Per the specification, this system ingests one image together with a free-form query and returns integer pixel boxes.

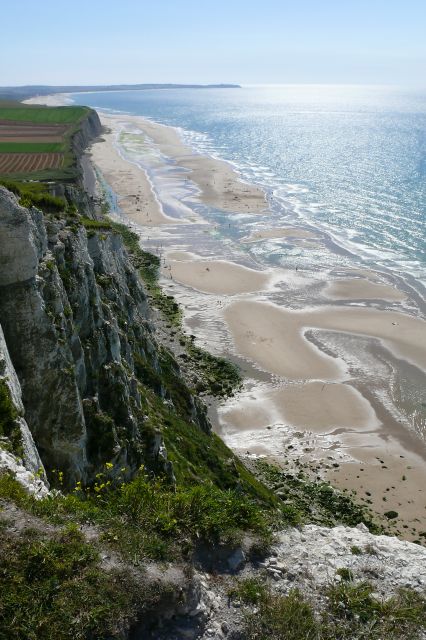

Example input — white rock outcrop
[270,524,426,595]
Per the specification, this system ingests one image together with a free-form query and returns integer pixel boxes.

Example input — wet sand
[224,300,426,379]
[242,227,318,242]
[165,256,273,295]
[219,382,380,434]
[220,298,426,536]
[324,278,407,301]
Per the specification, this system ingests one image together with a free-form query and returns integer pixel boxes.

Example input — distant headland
[0,83,241,101]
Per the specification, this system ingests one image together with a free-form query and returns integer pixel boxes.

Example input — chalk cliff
[0,186,208,487]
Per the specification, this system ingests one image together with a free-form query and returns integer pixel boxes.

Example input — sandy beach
[95,113,267,217]
[25,95,268,218]
[111,114,268,214]
[89,126,173,226]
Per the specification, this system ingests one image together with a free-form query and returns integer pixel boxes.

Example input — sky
[1,0,426,86]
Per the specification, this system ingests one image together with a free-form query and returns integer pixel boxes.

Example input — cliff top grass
[0,103,90,124]
[0,179,68,212]
[0,468,273,563]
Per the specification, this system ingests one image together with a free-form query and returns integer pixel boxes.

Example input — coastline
[25,93,426,541]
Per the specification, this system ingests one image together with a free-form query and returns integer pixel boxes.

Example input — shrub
[384,510,399,519]
[0,179,67,212]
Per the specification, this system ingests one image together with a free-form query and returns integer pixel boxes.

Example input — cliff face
[72,109,102,157]
[0,187,207,487]
[0,323,48,496]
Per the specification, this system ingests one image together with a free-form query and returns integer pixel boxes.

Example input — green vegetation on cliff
[230,577,426,640]
[0,470,271,562]
[0,104,90,124]
[0,379,22,456]
[0,179,67,212]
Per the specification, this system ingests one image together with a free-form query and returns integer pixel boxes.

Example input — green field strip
[0,105,90,124]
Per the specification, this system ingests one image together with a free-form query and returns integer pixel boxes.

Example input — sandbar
[220,382,379,434]
[324,278,406,302]
[165,258,272,295]
[224,300,426,379]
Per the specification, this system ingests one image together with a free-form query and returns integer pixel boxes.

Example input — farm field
[0,152,64,174]
[0,102,91,180]
[0,142,64,152]
[0,105,90,124]
[0,120,68,143]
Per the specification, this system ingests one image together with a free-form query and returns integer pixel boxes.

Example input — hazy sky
[2,0,426,86]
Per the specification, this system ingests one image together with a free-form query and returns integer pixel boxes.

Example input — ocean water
[71,85,426,288]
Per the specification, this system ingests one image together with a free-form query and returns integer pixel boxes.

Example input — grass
[140,382,278,509]
[0,142,64,153]
[325,581,426,639]
[230,577,426,640]
[230,579,321,640]
[0,522,164,640]
[0,105,90,124]
[0,179,67,212]
[80,216,113,231]
[0,470,270,562]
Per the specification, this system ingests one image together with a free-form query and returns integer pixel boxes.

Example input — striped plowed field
[0,120,69,135]
[0,120,70,143]
[0,152,64,174]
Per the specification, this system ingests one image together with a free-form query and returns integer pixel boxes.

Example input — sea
[71,84,426,293]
